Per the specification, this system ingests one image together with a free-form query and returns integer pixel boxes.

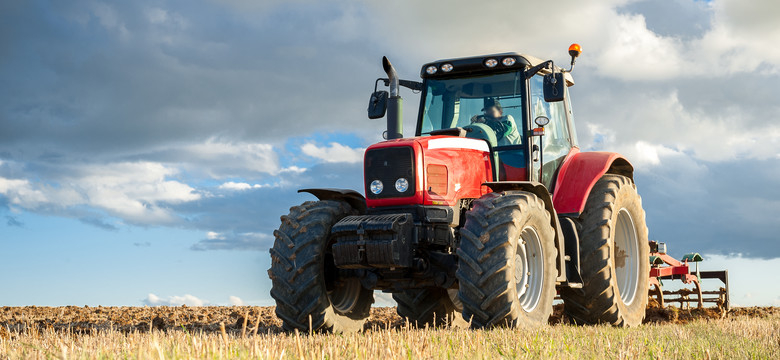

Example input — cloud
[79,216,119,231]
[0,0,777,284]
[228,295,244,306]
[578,86,780,165]
[0,162,200,225]
[176,139,280,178]
[169,161,363,251]
[301,142,364,163]
[218,181,263,191]
[190,231,271,251]
[596,13,691,80]
[637,157,780,258]
[5,215,23,227]
[143,293,207,306]
[695,0,780,74]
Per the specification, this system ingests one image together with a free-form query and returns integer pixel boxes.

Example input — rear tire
[561,175,649,327]
[456,191,557,328]
[269,200,374,332]
[393,288,462,327]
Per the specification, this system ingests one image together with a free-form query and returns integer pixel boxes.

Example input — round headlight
[484,58,498,68]
[502,57,516,66]
[440,63,453,72]
[395,178,409,193]
[370,180,383,194]
[425,65,438,75]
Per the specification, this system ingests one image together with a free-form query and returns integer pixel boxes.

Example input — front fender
[552,150,633,216]
[298,188,367,214]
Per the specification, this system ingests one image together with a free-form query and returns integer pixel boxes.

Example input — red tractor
[269,45,653,331]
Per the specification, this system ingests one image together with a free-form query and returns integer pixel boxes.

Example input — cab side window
[530,75,573,187]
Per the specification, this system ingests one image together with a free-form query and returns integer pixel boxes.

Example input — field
[1,305,778,359]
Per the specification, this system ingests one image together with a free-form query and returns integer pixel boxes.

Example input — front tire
[268,200,374,332]
[561,175,649,326]
[393,287,462,327]
[456,191,557,328]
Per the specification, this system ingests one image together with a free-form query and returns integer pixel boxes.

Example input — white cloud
[0,178,49,208]
[206,231,224,240]
[218,181,264,191]
[279,166,307,174]
[228,295,245,306]
[0,162,200,225]
[192,231,270,251]
[143,293,207,306]
[597,13,690,80]
[582,90,780,165]
[301,142,364,163]
[181,138,280,177]
[693,0,780,74]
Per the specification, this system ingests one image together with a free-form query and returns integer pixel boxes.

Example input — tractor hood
[363,136,494,208]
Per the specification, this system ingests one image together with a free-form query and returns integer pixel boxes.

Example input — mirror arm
[377,78,423,92]
[524,60,554,78]
[399,79,424,92]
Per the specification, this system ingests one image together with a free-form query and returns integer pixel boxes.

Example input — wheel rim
[328,277,362,313]
[515,226,544,312]
[614,208,640,306]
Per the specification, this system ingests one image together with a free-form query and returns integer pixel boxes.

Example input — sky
[1,0,779,307]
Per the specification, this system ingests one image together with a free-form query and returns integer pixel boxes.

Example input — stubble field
[1,305,778,359]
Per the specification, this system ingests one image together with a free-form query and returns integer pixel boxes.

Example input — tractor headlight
[484,58,498,68]
[394,178,409,193]
[502,57,516,66]
[440,63,453,72]
[370,180,383,194]
[425,65,438,75]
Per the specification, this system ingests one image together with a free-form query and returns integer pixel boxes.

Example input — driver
[470,98,521,145]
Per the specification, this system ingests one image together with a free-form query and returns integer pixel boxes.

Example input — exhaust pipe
[382,56,403,140]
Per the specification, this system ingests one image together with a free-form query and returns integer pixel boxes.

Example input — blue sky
[1,0,779,307]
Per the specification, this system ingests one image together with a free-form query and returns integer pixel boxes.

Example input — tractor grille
[364,146,415,199]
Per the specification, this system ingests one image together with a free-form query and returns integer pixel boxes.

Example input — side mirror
[543,73,565,102]
[367,90,388,119]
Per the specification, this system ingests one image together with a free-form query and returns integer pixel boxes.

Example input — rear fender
[298,188,367,214]
[483,181,566,283]
[552,151,633,217]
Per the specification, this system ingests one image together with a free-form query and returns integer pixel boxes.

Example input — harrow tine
[699,270,730,310]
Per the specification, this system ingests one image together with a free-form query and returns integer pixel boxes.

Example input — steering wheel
[463,123,498,148]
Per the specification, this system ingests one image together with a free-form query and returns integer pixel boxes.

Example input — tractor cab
[414,53,578,188]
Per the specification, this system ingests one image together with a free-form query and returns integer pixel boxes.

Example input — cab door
[529,75,575,189]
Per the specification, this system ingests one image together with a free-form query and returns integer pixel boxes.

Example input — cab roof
[420,52,574,86]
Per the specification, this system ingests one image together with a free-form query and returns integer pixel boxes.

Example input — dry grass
[1,307,778,359]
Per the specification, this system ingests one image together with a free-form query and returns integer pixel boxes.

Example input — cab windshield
[418,71,525,145]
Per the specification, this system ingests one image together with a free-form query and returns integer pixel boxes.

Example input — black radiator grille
[364,146,415,199]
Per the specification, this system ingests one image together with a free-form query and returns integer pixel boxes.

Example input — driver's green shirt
[471,114,521,146]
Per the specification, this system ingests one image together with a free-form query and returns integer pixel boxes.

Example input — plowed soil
[2,305,776,337]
